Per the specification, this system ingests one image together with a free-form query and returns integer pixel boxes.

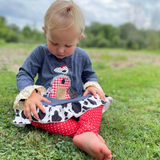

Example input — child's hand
[24,90,51,121]
[83,86,105,101]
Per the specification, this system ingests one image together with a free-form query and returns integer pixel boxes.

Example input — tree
[119,23,137,40]
[22,25,32,38]
[0,16,7,26]
[0,16,19,42]
[147,31,160,50]
[0,16,7,39]
[8,24,20,34]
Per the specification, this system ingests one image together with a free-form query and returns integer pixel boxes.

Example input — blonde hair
[44,0,85,37]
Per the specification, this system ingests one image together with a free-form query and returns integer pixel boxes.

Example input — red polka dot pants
[31,105,103,137]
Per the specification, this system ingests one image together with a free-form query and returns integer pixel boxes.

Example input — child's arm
[14,46,51,120]
[16,46,43,92]
[81,50,105,100]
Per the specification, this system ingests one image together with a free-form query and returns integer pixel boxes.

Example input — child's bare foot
[73,132,112,160]
[98,134,105,144]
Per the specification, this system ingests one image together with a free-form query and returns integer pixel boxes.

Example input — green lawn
[0,45,160,159]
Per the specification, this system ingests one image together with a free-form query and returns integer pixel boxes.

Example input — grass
[96,64,160,159]
[85,47,160,55]
[0,44,160,159]
[0,42,39,50]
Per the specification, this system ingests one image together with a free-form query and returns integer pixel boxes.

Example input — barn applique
[44,65,79,99]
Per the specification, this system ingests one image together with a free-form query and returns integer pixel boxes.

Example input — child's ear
[78,34,84,41]
[42,26,47,35]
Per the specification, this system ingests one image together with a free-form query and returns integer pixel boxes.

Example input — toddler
[13,0,113,159]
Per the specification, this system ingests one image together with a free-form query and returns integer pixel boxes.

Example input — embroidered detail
[45,64,80,100]
[56,86,66,100]
[50,75,71,99]
[67,88,79,99]
[44,87,52,97]
[54,65,68,75]
[50,65,71,100]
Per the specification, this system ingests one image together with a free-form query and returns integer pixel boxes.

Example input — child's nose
[58,46,64,54]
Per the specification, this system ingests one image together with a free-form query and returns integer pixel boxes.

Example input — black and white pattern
[54,65,68,75]
[13,95,113,127]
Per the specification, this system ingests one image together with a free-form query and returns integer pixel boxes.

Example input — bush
[112,35,121,47]
[5,30,19,42]
[97,38,110,48]
[0,39,6,45]
[147,32,160,50]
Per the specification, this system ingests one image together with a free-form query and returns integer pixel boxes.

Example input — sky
[0,0,160,31]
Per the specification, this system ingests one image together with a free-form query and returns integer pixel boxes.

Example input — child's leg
[31,118,79,137]
[73,105,112,160]
[75,105,103,136]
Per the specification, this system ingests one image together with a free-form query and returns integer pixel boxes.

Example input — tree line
[0,16,160,50]
[0,16,46,44]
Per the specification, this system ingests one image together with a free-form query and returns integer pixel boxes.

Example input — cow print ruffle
[13,95,113,127]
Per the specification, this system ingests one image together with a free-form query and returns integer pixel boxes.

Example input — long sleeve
[78,48,104,92]
[81,50,97,84]
[16,46,44,92]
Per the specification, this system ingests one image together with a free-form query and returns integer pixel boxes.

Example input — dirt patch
[1,48,160,72]
[0,48,32,73]
[107,52,160,69]
[110,62,135,69]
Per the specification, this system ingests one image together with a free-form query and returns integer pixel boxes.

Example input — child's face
[43,26,83,59]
